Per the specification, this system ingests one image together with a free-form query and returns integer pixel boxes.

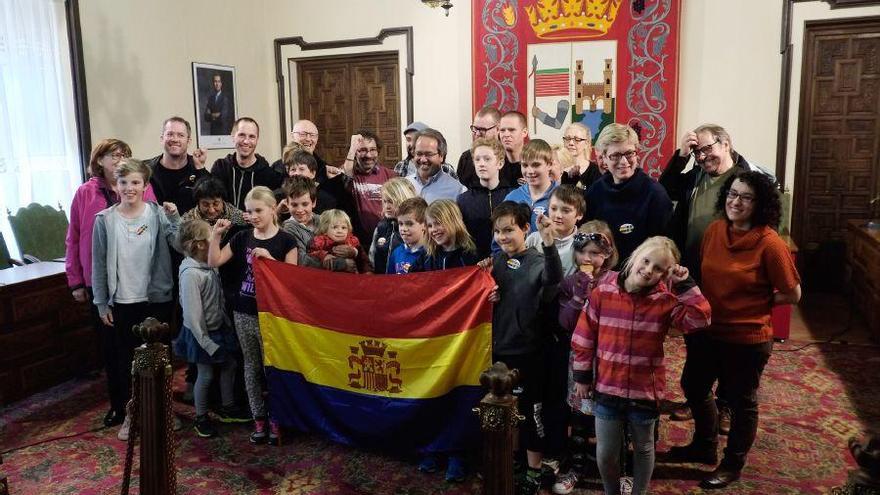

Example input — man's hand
[679,131,698,157]
[193,148,208,168]
[331,244,357,258]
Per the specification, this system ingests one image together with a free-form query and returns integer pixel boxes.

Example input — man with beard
[393,121,457,180]
[497,110,527,187]
[210,117,282,210]
[342,130,396,245]
[407,128,466,204]
[147,117,209,215]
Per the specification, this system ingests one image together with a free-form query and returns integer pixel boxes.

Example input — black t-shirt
[228,228,298,315]
[150,157,207,214]
[500,157,523,188]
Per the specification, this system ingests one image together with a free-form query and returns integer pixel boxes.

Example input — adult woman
[65,139,156,427]
[671,171,801,489]
[560,122,602,190]
[584,123,672,264]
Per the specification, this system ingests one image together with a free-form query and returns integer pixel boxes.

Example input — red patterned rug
[2,338,878,494]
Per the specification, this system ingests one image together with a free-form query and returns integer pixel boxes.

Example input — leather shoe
[664,443,718,465]
[699,466,741,489]
[103,408,125,427]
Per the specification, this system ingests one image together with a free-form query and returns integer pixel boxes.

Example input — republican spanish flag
[255,259,494,453]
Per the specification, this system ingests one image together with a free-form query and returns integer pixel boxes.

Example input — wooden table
[0,262,97,404]
[847,220,880,340]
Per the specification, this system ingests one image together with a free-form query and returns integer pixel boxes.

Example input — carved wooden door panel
[793,18,880,287]
[297,52,401,168]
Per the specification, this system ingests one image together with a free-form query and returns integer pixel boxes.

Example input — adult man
[210,117,282,210]
[456,106,502,189]
[393,121,428,176]
[272,119,339,182]
[407,128,467,204]
[146,117,208,215]
[204,74,232,135]
[343,130,396,245]
[497,110,527,187]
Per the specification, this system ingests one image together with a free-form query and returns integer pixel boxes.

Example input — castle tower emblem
[574,58,613,114]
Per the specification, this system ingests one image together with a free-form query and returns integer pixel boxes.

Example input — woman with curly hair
[668,170,801,489]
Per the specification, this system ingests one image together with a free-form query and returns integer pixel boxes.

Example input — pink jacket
[64,177,156,290]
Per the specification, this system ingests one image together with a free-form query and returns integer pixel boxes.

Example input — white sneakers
[117,414,132,441]
[552,470,579,494]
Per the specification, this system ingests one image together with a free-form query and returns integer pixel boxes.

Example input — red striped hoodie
[571,272,711,403]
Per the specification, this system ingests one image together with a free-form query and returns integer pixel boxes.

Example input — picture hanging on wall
[472,0,681,177]
[192,62,237,149]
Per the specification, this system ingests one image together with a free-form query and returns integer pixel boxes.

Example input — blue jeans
[594,400,658,495]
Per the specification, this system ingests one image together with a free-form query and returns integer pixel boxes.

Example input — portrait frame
[191,62,237,149]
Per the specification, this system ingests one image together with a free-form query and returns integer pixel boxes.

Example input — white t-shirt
[113,207,154,304]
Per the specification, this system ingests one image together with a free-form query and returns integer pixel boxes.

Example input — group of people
[64,107,801,494]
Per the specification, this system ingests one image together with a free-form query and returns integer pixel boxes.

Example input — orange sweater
[700,220,800,344]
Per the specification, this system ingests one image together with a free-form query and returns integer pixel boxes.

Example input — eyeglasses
[292,131,318,139]
[470,124,497,135]
[105,152,127,160]
[357,147,379,154]
[726,189,755,204]
[605,150,637,163]
[414,151,439,159]
[573,232,611,251]
[693,139,719,157]
[562,136,588,144]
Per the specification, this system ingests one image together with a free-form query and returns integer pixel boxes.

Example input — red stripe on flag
[535,73,569,96]
[254,259,495,339]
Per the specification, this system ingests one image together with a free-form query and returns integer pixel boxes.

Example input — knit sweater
[700,219,800,344]
[571,272,711,403]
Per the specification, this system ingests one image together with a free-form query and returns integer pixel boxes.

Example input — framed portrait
[191,62,237,149]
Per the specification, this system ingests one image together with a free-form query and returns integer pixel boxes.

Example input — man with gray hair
[407,128,467,203]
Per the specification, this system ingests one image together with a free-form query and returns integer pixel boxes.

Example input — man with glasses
[456,106,501,189]
[407,128,467,203]
[272,119,340,182]
[342,130,395,245]
[147,116,208,215]
[584,123,671,264]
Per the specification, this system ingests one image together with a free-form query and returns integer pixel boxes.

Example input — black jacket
[369,217,401,274]
[457,183,515,259]
[412,247,479,272]
[146,154,208,215]
[211,154,282,210]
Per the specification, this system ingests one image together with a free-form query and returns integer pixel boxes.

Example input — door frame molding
[791,14,880,248]
[273,27,414,154]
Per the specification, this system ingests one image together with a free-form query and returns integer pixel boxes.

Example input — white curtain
[0,0,81,259]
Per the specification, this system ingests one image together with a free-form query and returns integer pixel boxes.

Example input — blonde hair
[114,157,151,183]
[244,186,278,226]
[471,137,505,163]
[381,177,417,207]
[621,236,680,282]
[179,219,211,258]
[563,122,593,161]
[577,220,619,272]
[424,199,475,257]
[315,209,352,236]
[552,144,575,170]
[594,123,639,155]
[522,138,552,165]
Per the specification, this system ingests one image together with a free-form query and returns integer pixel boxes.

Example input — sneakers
[193,415,217,438]
[216,406,252,424]
[268,419,281,446]
[418,455,439,473]
[445,455,466,483]
[719,407,731,436]
[117,414,132,441]
[250,418,268,444]
[619,476,634,495]
[552,470,579,494]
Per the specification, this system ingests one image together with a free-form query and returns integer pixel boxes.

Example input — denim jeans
[594,400,658,495]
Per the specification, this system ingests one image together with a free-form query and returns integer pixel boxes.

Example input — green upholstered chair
[0,232,12,269]
[6,203,69,262]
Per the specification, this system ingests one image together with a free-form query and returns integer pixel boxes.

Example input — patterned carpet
[2,337,879,494]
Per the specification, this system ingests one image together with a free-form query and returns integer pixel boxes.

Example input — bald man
[272,119,335,183]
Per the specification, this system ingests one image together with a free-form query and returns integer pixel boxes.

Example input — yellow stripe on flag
[259,312,491,400]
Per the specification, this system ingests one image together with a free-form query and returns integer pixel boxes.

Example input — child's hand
[487,285,500,303]
[574,382,592,400]
[537,213,554,246]
[343,258,357,273]
[276,198,289,215]
[331,245,357,258]
[477,257,493,270]
[162,202,178,216]
[252,247,272,260]
[212,219,231,238]
[322,254,337,270]
[668,264,689,285]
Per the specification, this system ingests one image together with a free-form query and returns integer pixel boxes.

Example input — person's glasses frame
[604,150,638,163]
[470,124,497,135]
[726,189,755,205]
[692,138,720,158]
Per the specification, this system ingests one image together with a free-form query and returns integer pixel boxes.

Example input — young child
[174,219,248,438]
[208,186,298,446]
[524,185,584,276]
[488,200,563,494]
[552,220,619,494]
[308,209,371,273]
[504,138,558,232]
[91,158,181,442]
[370,178,417,273]
[412,199,479,271]
[571,236,711,495]
[386,197,428,274]
[457,137,515,259]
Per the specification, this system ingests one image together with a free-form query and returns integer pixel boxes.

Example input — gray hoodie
[179,257,231,355]
[91,202,180,317]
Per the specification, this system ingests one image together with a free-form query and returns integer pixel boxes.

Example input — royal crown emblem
[347,339,403,394]
[524,0,622,39]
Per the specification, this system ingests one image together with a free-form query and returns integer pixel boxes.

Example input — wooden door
[793,17,880,289]
[297,52,401,168]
